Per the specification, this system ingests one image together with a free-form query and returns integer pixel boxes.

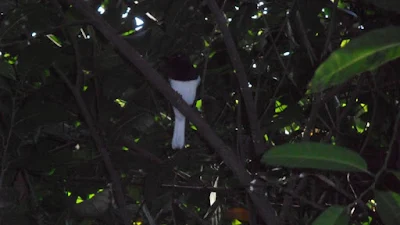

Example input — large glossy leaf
[312,206,349,225]
[261,142,368,172]
[363,0,400,13]
[310,26,400,93]
[374,190,400,225]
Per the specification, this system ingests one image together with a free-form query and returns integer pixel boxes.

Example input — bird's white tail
[169,76,200,149]
[172,116,186,149]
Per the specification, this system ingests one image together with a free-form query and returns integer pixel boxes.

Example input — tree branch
[205,1,276,222]
[206,0,266,157]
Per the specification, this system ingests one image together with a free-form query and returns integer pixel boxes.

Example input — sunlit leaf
[366,199,377,212]
[46,34,62,47]
[353,117,367,133]
[196,99,202,110]
[359,103,368,114]
[231,219,242,225]
[340,39,350,48]
[114,98,126,107]
[310,26,400,93]
[262,142,369,172]
[88,193,95,199]
[275,100,287,113]
[190,124,197,130]
[361,216,373,225]
[264,134,269,141]
[209,51,216,58]
[121,29,134,36]
[76,196,83,204]
[204,39,210,47]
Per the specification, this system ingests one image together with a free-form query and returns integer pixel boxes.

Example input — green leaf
[121,29,134,36]
[232,219,242,225]
[275,100,287,113]
[312,206,349,225]
[374,190,400,225]
[46,34,63,47]
[0,60,15,80]
[195,99,202,110]
[261,142,368,172]
[310,26,400,93]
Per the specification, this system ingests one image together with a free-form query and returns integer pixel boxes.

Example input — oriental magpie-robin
[164,53,200,149]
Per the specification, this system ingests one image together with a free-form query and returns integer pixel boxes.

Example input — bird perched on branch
[163,53,200,149]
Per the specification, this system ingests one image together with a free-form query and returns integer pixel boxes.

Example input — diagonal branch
[64,0,277,224]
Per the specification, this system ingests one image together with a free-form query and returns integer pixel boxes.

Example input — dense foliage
[0,0,400,225]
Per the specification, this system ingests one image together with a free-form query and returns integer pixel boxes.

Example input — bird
[164,53,200,149]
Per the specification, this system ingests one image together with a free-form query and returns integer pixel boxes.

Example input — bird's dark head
[162,53,198,81]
